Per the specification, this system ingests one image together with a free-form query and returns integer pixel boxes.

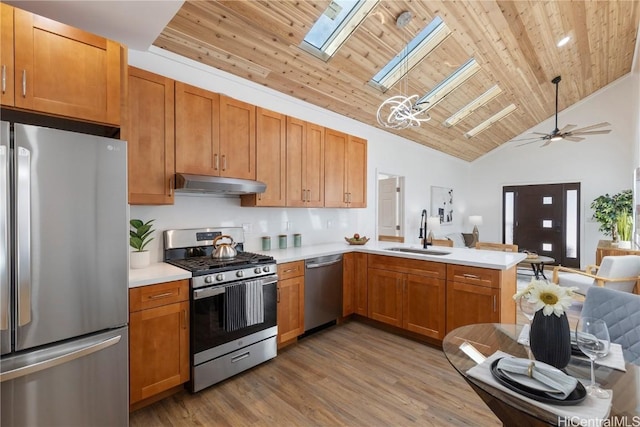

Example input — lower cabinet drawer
[192,336,277,392]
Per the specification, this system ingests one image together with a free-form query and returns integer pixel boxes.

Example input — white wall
[468,74,637,266]
[129,48,468,262]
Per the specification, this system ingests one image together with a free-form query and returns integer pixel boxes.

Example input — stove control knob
[262,266,270,273]
[204,276,213,284]
[254,267,262,274]
[215,273,224,282]
[236,270,244,278]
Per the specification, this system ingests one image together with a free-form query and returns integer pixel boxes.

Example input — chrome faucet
[419,209,430,248]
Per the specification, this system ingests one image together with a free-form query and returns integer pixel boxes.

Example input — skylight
[370,16,450,92]
[301,0,379,61]
[416,58,480,110]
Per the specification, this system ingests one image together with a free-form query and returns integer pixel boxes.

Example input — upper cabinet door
[305,123,325,207]
[286,117,306,207]
[346,135,367,208]
[0,4,15,107]
[125,67,175,205]
[175,81,220,176]
[324,128,348,208]
[219,95,256,180]
[12,9,122,125]
[241,107,286,206]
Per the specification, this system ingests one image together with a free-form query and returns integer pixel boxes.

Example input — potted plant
[617,212,633,248]
[590,189,632,244]
[130,219,155,269]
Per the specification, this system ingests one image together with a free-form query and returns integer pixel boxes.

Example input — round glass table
[443,323,639,426]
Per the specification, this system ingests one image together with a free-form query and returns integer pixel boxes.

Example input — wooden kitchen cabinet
[367,255,446,340]
[129,280,190,410]
[286,117,325,207]
[124,67,175,205]
[241,108,286,206]
[277,261,305,347]
[445,264,516,333]
[342,251,368,316]
[175,81,220,176]
[324,129,367,208]
[175,84,256,180]
[3,6,122,125]
[219,95,256,180]
[1,3,14,107]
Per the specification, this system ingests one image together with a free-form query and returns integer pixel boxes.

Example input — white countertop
[128,241,526,288]
[129,262,191,288]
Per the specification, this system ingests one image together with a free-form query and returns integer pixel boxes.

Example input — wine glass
[575,317,611,398]
[518,296,537,322]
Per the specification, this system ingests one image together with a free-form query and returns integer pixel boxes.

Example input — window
[416,58,480,110]
[370,16,450,92]
[301,0,379,61]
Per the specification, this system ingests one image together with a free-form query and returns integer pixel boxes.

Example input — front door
[503,183,580,268]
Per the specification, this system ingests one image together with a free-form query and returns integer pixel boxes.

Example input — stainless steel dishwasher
[304,254,343,331]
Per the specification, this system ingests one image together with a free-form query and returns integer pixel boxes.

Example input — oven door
[191,275,277,364]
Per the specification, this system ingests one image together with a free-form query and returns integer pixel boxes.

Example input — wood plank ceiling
[155,1,640,162]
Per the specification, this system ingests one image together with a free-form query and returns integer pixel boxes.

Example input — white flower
[514,279,577,317]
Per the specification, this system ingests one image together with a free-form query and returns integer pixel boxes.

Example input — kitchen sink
[385,247,451,256]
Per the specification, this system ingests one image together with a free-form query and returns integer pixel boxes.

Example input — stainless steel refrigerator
[0,122,129,426]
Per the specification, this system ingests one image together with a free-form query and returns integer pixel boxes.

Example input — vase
[528,310,571,369]
[130,251,151,269]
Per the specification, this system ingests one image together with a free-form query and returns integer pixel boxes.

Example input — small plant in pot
[130,219,155,269]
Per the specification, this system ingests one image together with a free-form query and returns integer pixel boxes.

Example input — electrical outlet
[242,223,252,233]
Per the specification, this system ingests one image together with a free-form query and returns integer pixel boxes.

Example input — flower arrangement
[513,279,577,317]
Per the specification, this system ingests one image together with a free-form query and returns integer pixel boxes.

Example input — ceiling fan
[512,76,611,147]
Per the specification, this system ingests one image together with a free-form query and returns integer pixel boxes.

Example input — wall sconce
[427,216,441,243]
[469,215,483,245]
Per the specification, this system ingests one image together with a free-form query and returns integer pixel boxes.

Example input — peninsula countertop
[129,241,526,288]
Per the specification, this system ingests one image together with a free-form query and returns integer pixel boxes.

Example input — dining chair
[475,242,519,252]
[431,238,454,247]
[553,255,640,295]
[581,286,640,365]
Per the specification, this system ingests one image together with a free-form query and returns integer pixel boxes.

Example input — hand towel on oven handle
[224,280,264,332]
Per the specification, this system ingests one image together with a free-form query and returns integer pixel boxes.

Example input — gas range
[164,227,276,288]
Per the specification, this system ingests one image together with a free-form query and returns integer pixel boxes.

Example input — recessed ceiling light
[557,36,570,47]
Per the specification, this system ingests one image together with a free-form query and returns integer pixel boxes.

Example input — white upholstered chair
[553,255,640,295]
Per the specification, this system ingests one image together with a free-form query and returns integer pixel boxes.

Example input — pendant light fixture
[376,11,431,129]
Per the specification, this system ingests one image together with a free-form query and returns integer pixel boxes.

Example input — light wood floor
[130,321,502,426]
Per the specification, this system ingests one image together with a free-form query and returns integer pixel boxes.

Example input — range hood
[174,174,266,195]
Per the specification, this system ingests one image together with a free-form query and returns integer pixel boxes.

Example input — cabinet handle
[283,268,296,273]
[307,189,311,201]
[277,287,281,303]
[21,70,26,97]
[1,65,5,94]
[182,309,187,329]
[147,292,174,300]
[462,273,481,279]
[301,189,306,202]
[214,154,219,171]
[493,295,497,312]
[169,176,174,197]
[222,155,227,171]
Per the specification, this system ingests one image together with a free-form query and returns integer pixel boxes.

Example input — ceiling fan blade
[510,136,544,142]
[562,136,584,142]
[531,132,550,136]
[569,129,612,136]
[541,140,553,147]
[558,124,577,133]
[515,140,544,147]
[569,122,611,133]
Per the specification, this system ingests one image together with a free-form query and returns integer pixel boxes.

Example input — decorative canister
[294,234,302,247]
[278,235,287,249]
[261,236,271,251]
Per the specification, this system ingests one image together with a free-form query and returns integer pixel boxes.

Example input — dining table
[443,323,639,426]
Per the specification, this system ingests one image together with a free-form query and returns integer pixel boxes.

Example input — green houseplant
[590,189,632,243]
[130,219,155,269]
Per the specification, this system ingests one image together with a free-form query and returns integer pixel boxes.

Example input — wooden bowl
[345,236,370,245]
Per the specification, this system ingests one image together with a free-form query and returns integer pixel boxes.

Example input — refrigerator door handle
[0,143,7,331]
[0,335,121,382]
[16,146,31,327]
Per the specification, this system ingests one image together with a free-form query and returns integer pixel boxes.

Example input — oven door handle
[193,286,226,300]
